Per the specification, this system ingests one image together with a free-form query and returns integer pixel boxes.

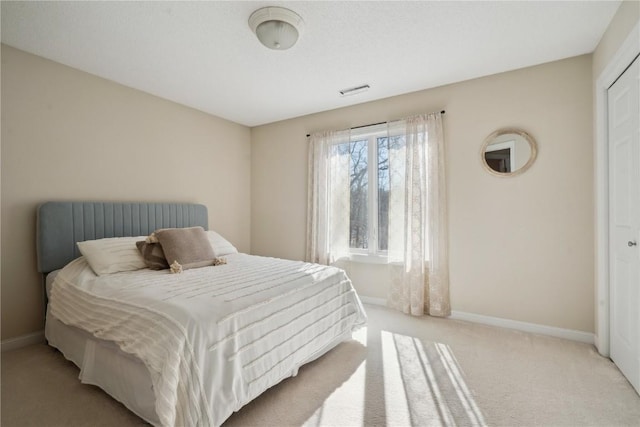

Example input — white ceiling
[1,1,620,127]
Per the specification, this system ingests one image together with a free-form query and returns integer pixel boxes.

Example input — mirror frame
[480,128,538,177]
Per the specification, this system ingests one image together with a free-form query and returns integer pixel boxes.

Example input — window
[307,112,449,316]
[335,125,403,258]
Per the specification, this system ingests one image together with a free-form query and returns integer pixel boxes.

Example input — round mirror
[481,128,537,177]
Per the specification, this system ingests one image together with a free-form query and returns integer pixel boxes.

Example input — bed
[37,201,366,426]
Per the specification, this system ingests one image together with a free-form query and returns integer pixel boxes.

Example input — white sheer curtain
[306,113,449,317]
[387,112,450,317]
[306,130,351,264]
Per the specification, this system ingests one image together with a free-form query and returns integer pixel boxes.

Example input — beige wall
[251,55,594,333]
[1,41,603,341]
[592,0,640,79]
[1,45,251,340]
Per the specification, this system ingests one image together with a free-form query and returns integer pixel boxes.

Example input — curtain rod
[306,110,445,138]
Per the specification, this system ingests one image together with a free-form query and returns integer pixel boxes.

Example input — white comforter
[49,253,366,427]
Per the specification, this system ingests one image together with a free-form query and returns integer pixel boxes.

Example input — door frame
[594,21,640,356]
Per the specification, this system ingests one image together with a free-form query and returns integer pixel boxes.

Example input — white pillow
[206,231,238,256]
[77,236,148,276]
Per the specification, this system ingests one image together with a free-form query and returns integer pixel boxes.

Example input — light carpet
[2,304,639,426]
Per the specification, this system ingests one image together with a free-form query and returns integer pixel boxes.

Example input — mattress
[47,253,366,426]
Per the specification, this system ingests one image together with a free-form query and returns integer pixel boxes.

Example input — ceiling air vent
[339,84,370,97]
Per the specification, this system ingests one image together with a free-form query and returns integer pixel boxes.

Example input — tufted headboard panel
[36,201,208,273]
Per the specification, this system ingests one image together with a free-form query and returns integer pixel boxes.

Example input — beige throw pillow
[155,226,215,270]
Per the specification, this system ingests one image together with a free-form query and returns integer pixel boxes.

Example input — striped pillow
[136,241,170,270]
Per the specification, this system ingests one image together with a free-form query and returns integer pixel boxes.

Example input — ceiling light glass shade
[255,20,298,50]
[249,7,304,50]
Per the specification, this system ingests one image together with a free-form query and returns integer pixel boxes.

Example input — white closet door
[608,54,640,394]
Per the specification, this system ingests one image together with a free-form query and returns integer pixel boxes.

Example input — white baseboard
[1,330,45,352]
[450,311,594,344]
[359,296,594,344]
[359,296,386,306]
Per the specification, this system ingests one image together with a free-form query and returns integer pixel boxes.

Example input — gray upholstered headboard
[37,202,208,273]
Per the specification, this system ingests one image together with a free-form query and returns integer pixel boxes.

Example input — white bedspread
[49,253,366,427]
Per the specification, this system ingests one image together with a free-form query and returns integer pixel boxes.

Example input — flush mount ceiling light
[248,7,304,50]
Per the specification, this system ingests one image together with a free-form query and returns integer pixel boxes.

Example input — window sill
[347,254,396,265]
[340,254,427,267]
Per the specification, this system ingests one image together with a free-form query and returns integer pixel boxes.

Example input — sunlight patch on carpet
[381,330,412,425]
[303,326,487,426]
[303,360,367,426]
[303,329,368,426]
[390,332,487,426]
